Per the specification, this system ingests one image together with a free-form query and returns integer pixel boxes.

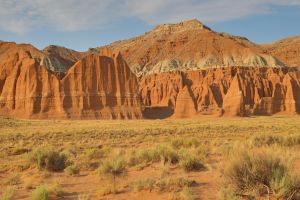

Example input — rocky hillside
[99,19,286,76]
[262,36,300,69]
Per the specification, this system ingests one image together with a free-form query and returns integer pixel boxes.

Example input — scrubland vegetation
[0,116,299,199]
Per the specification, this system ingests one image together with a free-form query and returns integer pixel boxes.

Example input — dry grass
[0,116,299,199]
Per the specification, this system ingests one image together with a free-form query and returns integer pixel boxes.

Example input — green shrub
[64,164,80,175]
[128,145,179,167]
[84,147,110,160]
[157,177,196,192]
[32,185,49,200]
[170,138,200,149]
[222,149,300,199]
[97,184,118,196]
[179,155,205,172]
[251,134,300,147]
[101,157,126,185]
[133,178,156,191]
[219,187,240,200]
[1,187,16,200]
[28,148,68,172]
[157,145,179,165]
[128,149,160,166]
[49,181,64,197]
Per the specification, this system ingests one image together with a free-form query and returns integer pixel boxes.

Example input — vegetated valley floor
[0,116,299,200]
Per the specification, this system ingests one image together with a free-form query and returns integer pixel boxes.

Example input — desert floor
[0,116,299,200]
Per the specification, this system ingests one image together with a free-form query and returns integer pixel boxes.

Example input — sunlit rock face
[0,44,142,119]
[140,67,300,117]
[100,19,286,77]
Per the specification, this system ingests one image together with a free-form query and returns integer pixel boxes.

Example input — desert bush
[100,157,126,185]
[251,134,300,147]
[195,144,210,158]
[169,187,195,200]
[1,187,16,200]
[170,137,200,149]
[179,154,205,172]
[133,178,156,191]
[5,174,21,186]
[97,184,118,196]
[157,177,196,192]
[32,185,49,200]
[222,149,300,199]
[64,164,80,175]
[28,148,68,172]
[128,149,160,167]
[84,147,110,160]
[49,181,64,197]
[157,145,179,165]
[219,187,241,200]
[128,145,179,167]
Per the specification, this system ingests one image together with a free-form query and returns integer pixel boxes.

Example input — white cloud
[0,0,299,34]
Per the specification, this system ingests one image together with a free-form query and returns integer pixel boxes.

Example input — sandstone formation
[99,19,285,76]
[0,43,142,119]
[140,67,300,117]
[0,19,300,119]
[173,86,197,118]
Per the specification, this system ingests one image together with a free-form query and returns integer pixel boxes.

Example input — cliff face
[140,67,300,117]
[0,45,142,119]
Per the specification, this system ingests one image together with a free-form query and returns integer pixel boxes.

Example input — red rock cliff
[139,67,300,117]
[0,46,142,119]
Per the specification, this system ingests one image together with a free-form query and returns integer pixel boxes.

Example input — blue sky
[0,0,299,51]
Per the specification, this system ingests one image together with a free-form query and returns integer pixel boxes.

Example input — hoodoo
[140,67,300,118]
[222,74,246,117]
[173,86,197,118]
[0,43,142,119]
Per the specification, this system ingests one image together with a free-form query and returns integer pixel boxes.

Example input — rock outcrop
[222,75,245,116]
[0,44,142,119]
[140,67,300,117]
[173,86,197,118]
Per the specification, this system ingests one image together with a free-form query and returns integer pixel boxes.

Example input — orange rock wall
[0,50,142,119]
[139,67,300,116]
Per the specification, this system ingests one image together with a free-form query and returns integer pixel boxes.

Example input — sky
[0,0,299,51]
